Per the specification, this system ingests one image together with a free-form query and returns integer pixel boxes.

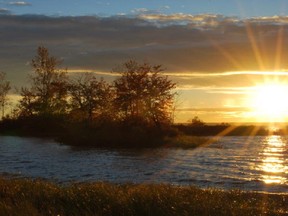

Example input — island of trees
[0,46,181,147]
[0,47,283,147]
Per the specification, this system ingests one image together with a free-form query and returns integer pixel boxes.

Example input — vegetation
[190,116,206,127]
[0,46,182,147]
[18,46,68,117]
[68,73,113,124]
[0,177,287,216]
[0,72,11,119]
[113,60,176,128]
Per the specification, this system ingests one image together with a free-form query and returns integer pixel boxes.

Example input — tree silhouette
[190,116,206,126]
[69,73,113,124]
[0,72,11,119]
[19,46,68,116]
[114,60,176,127]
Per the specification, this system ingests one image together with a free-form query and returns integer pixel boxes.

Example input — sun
[249,82,288,122]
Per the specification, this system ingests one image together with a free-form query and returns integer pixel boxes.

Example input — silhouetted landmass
[0,115,180,148]
[175,124,273,136]
[1,116,285,149]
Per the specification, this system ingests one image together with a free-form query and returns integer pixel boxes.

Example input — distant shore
[0,177,287,215]
[1,117,287,148]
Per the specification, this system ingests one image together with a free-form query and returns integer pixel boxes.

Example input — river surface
[0,135,288,193]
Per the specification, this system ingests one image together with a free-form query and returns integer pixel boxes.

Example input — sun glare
[249,82,288,122]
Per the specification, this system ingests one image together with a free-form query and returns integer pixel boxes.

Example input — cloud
[131,8,149,14]
[165,71,288,78]
[0,8,10,14]
[162,6,170,10]
[2,13,288,123]
[138,13,239,27]
[137,13,288,28]
[8,1,31,6]
[67,69,120,77]
[131,8,160,15]
[176,107,251,112]
[1,14,288,89]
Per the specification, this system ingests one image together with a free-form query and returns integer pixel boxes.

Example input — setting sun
[249,82,288,121]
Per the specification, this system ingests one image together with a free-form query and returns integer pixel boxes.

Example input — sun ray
[208,38,244,71]
[274,26,284,70]
[244,21,265,70]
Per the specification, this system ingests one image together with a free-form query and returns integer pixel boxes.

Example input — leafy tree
[18,46,68,116]
[113,60,176,127]
[0,72,11,119]
[68,73,114,124]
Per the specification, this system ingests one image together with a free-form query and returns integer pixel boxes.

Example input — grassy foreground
[0,178,287,216]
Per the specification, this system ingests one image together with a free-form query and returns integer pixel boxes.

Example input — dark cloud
[1,14,288,88]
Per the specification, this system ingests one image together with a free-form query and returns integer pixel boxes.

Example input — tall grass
[0,177,287,215]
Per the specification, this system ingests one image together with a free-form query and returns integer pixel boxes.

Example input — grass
[0,177,287,216]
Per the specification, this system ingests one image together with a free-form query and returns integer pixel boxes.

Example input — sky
[1,0,288,17]
[1,1,288,123]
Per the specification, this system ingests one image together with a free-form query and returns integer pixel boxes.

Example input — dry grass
[0,177,287,215]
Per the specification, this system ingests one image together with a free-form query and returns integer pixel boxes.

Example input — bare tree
[113,60,176,127]
[0,72,11,119]
[19,46,68,116]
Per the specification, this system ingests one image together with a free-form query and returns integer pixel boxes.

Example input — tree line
[0,46,177,144]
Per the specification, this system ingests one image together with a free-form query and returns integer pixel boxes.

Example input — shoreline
[1,117,288,149]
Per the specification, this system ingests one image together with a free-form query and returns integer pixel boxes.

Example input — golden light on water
[259,136,287,184]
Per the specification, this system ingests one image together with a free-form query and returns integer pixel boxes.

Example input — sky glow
[1,1,288,122]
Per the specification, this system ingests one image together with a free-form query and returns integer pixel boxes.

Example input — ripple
[0,135,288,193]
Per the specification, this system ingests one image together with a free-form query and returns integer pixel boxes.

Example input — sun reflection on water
[259,136,287,184]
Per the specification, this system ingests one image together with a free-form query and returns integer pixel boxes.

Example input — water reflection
[259,136,287,184]
[1,136,288,193]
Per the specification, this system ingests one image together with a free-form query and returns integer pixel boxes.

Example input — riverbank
[0,177,287,216]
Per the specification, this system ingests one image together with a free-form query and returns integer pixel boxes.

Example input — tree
[0,72,11,119]
[113,60,176,127]
[190,116,206,126]
[18,46,68,116]
[68,73,114,124]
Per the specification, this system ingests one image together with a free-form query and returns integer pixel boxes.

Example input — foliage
[114,60,176,128]
[18,46,68,116]
[2,47,180,147]
[0,72,11,119]
[0,177,287,216]
[68,73,114,124]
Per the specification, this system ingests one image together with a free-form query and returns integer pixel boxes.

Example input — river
[0,135,287,193]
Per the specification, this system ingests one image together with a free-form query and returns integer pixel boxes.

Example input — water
[0,135,288,193]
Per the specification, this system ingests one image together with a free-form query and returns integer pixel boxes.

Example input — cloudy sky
[1,1,288,123]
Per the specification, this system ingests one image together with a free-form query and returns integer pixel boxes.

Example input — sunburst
[248,82,288,122]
